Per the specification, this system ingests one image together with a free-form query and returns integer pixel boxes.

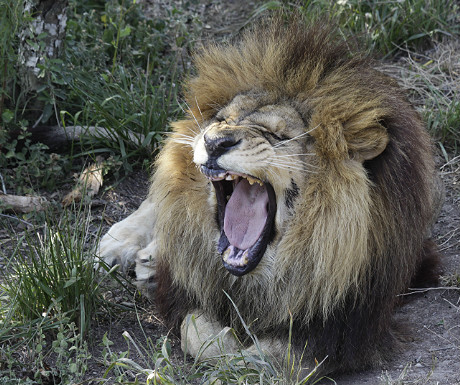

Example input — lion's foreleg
[98,197,157,272]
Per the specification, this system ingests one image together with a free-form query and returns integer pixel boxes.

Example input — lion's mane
[150,18,440,373]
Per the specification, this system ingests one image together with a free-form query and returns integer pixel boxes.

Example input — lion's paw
[98,232,140,273]
[133,240,158,295]
[98,198,158,273]
[181,311,240,361]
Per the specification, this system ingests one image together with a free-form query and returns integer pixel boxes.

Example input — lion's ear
[347,125,389,162]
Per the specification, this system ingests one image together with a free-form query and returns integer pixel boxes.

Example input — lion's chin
[201,166,277,276]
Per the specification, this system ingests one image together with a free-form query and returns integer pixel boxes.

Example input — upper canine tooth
[247,176,255,185]
[225,174,234,181]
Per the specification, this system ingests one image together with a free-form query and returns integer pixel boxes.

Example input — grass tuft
[0,206,103,333]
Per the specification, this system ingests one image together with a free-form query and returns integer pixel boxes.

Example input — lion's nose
[204,135,241,158]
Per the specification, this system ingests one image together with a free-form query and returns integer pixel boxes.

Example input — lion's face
[191,92,314,276]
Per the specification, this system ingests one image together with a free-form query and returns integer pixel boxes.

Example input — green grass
[67,63,178,172]
[57,0,201,171]
[96,292,332,384]
[0,207,104,332]
[284,0,459,56]
[0,304,92,383]
[0,207,102,382]
[59,0,202,170]
[0,0,202,191]
[379,39,460,152]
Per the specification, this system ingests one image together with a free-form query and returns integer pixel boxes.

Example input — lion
[98,17,441,376]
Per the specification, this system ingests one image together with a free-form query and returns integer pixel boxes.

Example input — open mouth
[200,165,277,276]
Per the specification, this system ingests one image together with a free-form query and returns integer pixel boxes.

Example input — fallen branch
[398,287,460,296]
[0,193,49,213]
[26,125,146,152]
[0,213,34,227]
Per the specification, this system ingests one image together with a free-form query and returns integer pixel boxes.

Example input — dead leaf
[62,156,104,207]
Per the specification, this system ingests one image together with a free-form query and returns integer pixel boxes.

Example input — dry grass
[380,38,460,152]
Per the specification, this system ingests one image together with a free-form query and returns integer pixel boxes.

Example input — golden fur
[99,17,440,375]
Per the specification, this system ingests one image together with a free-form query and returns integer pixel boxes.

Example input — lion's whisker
[266,156,320,170]
[195,96,204,121]
[174,133,195,140]
[271,153,316,157]
[178,99,201,134]
[172,134,195,144]
[183,100,203,132]
[172,139,194,146]
[171,132,196,146]
[166,131,195,138]
[265,161,316,173]
[273,124,319,148]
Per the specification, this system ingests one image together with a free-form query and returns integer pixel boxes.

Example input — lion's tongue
[224,179,268,250]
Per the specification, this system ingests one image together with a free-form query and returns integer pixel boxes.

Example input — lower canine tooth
[222,248,231,262]
[242,250,249,265]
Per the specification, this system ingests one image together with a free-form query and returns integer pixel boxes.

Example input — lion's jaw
[191,93,312,276]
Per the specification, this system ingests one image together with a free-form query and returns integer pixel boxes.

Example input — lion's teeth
[222,248,231,262]
[242,250,249,265]
[245,176,263,186]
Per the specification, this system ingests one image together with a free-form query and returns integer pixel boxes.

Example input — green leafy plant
[1,0,203,193]
[0,123,69,195]
[0,203,140,382]
[58,0,201,170]
[67,63,178,172]
[0,0,23,128]
[0,308,91,384]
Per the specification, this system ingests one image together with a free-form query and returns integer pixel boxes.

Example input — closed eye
[246,123,291,144]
